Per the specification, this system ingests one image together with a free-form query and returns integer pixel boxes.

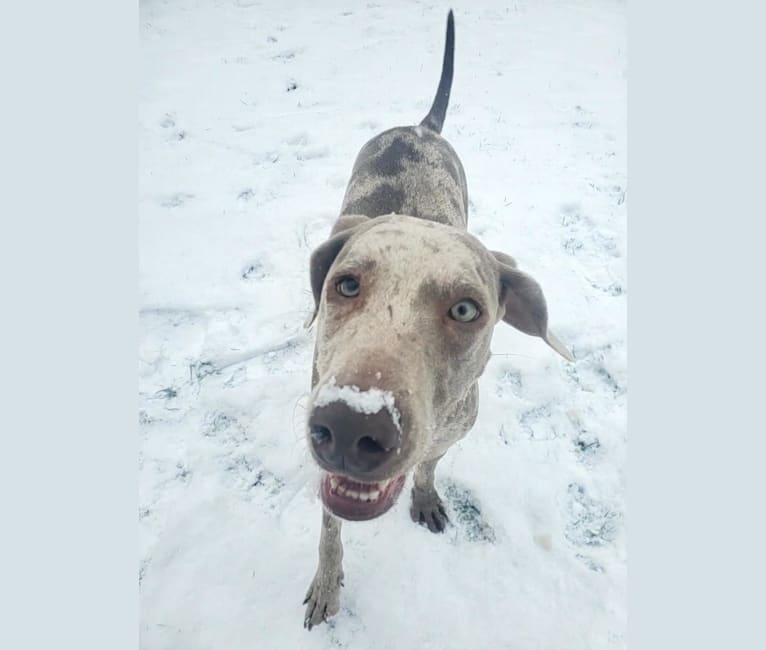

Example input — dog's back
[339,11,467,228]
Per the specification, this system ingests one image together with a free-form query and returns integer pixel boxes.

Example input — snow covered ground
[139,1,626,648]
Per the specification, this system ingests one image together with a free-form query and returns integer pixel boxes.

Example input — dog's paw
[410,487,449,533]
[303,569,343,630]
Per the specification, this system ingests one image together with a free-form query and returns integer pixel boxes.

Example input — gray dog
[302,10,573,629]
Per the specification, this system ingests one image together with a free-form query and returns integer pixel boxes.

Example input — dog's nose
[308,401,401,475]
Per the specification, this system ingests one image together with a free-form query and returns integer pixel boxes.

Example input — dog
[302,10,573,629]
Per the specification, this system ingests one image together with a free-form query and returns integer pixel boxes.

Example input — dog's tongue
[320,473,406,521]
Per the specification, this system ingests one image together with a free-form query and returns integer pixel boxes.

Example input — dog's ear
[329,214,370,237]
[492,251,575,362]
[305,215,371,328]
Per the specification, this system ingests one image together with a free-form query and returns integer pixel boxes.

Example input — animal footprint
[567,410,603,465]
[271,48,301,62]
[517,403,560,441]
[564,343,625,397]
[160,193,194,208]
[286,132,309,146]
[494,367,523,398]
[559,203,619,259]
[241,260,267,281]
[563,483,621,548]
[296,147,329,162]
[443,480,496,543]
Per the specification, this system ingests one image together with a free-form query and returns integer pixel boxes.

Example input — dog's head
[305,214,572,521]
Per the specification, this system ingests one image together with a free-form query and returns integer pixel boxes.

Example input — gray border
[1,1,137,648]
[630,0,765,647]
[4,0,766,647]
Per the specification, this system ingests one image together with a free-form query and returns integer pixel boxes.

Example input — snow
[139,1,626,649]
[314,378,402,432]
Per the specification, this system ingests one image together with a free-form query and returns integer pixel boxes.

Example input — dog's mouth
[320,473,406,521]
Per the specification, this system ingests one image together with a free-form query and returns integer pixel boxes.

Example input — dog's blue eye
[449,299,480,322]
[336,277,360,297]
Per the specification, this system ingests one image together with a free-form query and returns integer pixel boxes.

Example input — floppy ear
[329,214,370,237]
[304,215,371,328]
[492,251,575,362]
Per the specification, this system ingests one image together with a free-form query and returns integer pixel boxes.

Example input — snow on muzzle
[308,379,408,520]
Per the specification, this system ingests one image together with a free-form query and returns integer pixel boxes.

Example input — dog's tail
[420,10,455,134]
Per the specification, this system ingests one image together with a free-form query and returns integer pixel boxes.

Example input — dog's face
[306,214,571,521]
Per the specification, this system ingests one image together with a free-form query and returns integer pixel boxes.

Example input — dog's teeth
[329,477,391,501]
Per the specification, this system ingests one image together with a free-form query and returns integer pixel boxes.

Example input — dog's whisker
[292,392,311,443]
[491,352,537,359]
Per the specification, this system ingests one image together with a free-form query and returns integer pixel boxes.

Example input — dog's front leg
[303,507,344,630]
[410,454,450,533]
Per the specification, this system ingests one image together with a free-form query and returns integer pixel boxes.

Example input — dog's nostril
[310,425,332,445]
[357,436,387,455]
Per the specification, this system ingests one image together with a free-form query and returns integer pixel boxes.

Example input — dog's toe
[303,571,342,630]
[410,488,450,533]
